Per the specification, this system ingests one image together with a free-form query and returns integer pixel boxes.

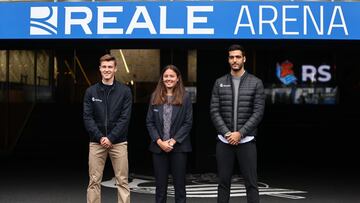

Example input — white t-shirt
[218,134,254,144]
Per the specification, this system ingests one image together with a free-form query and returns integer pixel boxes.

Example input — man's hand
[226,132,241,145]
[100,137,113,149]
[157,139,173,152]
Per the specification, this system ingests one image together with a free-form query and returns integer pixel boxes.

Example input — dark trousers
[216,141,259,203]
[153,152,187,203]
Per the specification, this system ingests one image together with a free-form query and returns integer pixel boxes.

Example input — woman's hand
[156,139,173,152]
[168,138,176,147]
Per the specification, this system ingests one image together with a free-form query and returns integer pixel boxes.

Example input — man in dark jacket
[210,44,265,203]
[83,54,132,203]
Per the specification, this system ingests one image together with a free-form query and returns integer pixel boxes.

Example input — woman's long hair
[151,65,185,106]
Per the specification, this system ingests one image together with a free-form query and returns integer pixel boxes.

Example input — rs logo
[30,7,58,35]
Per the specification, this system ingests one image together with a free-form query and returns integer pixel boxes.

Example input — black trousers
[152,152,187,203]
[216,141,259,203]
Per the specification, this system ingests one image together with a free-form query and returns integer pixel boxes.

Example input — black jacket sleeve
[239,80,265,137]
[146,99,161,143]
[107,87,133,143]
[83,88,103,142]
[173,93,193,144]
[210,80,231,136]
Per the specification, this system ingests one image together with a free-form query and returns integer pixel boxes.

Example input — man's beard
[231,64,242,72]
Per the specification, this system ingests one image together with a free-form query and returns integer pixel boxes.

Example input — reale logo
[276,60,297,85]
[276,60,332,85]
[30,7,58,35]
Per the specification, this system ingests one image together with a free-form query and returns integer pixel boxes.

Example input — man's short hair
[99,54,117,66]
[228,44,246,56]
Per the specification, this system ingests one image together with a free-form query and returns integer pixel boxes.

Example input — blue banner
[0,2,359,40]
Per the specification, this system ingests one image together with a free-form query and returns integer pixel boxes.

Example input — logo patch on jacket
[220,83,231,87]
[92,97,102,102]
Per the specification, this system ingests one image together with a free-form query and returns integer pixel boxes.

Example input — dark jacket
[210,72,265,138]
[146,92,193,153]
[83,81,132,144]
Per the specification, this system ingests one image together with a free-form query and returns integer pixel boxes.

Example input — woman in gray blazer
[146,65,193,203]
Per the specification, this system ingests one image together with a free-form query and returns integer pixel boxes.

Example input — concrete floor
[1,157,359,203]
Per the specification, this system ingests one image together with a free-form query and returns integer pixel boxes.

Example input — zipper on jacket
[230,73,247,132]
[230,75,235,131]
[104,85,114,137]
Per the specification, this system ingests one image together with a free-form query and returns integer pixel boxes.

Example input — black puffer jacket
[210,72,265,138]
[83,81,132,144]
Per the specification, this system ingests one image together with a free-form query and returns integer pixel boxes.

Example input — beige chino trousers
[87,142,130,203]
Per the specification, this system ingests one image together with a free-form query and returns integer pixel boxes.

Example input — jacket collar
[226,71,248,81]
[226,71,249,83]
[98,81,118,91]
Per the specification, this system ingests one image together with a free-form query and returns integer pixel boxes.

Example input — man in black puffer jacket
[210,44,265,203]
[83,54,132,203]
